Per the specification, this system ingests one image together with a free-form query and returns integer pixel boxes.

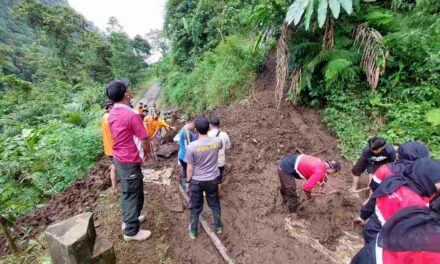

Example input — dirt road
[135,82,161,107]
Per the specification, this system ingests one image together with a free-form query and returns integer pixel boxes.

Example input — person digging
[278,153,341,227]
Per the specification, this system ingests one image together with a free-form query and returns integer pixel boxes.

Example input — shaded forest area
[0,0,152,220]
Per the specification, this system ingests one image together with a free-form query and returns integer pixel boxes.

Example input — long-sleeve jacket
[360,185,429,244]
[352,144,396,176]
[280,154,327,193]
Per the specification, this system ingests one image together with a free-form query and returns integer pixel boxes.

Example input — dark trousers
[188,179,223,234]
[277,168,299,213]
[179,159,187,191]
[114,159,144,236]
[362,215,382,244]
[218,166,225,182]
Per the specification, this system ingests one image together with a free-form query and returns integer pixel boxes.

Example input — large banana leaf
[329,0,340,18]
[318,0,328,28]
[285,0,310,25]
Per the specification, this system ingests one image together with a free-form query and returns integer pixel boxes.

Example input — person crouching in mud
[277,153,341,227]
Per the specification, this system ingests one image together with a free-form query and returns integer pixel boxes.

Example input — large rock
[45,212,96,264]
[92,236,116,264]
[155,143,178,158]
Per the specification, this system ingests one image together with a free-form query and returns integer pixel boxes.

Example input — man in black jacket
[350,137,396,193]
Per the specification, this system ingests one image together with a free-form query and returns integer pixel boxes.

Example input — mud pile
[0,158,112,255]
[197,53,362,263]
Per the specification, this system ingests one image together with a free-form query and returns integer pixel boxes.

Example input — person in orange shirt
[136,102,144,114]
[144,111,171,138]
[101,99,117,194]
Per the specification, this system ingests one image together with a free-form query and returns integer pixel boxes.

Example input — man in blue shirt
[178,117,196,190]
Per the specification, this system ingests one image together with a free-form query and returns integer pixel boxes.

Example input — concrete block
[45,212,96,264]
[92,236,116,264]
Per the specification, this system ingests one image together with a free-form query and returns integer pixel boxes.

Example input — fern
[365,9,399,30]
[324,58,352,84]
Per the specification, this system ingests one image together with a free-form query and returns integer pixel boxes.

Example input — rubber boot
[213,212,223,234]
[189,214,199,239]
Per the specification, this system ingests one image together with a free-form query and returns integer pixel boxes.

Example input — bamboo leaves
[285,0,353,30]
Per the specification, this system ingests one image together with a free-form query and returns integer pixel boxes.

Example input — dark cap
[328,160,342,171]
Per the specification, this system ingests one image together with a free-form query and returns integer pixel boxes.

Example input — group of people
[100,78,439,261]
[100,78,232,241]
[276,136,440,263]
[175,114,231,238]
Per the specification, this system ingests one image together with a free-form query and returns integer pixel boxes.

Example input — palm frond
[354,24,388,90]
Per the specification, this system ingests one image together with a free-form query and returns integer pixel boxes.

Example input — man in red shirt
[278,153,341,226]
[106,78,152,241]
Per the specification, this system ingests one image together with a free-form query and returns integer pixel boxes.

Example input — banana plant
[285,0,353,30]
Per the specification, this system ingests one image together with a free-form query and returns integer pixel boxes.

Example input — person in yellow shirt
[135,102,144,114]
[145,111,171,138]
[101,99,117,194]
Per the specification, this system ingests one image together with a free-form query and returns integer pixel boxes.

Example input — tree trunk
[0,216,18,253]
[323,17,334,50]
[275,23,289,110]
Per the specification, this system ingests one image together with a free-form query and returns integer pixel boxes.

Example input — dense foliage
[157,0,270,112]
[158,0,439,159]
[0,0,151,219]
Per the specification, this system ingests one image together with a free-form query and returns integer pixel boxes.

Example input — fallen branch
[285,221,339,264]
[311,149,326,156]
[352,187,370,193]
[178,186,235,264]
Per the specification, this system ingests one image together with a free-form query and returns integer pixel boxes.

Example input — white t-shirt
[208,128,231,167]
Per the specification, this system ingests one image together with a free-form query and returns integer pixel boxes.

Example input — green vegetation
[157,0,439,159]
[156,0,270,112]
[0,0,151,220]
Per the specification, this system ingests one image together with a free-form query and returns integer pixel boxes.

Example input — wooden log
[178,186,235,264]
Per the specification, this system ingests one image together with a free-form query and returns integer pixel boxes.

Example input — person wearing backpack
[208,117,231,182]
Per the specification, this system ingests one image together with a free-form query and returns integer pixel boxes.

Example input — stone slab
[92,236,116,264]
[45,212,96,264]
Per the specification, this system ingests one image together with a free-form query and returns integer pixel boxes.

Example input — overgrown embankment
[0,0,152,221]
[156,0,439,160]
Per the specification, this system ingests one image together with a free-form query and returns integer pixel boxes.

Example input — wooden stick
[352,187,370,193]
[311,149,326,156]
[178,186,235,264]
